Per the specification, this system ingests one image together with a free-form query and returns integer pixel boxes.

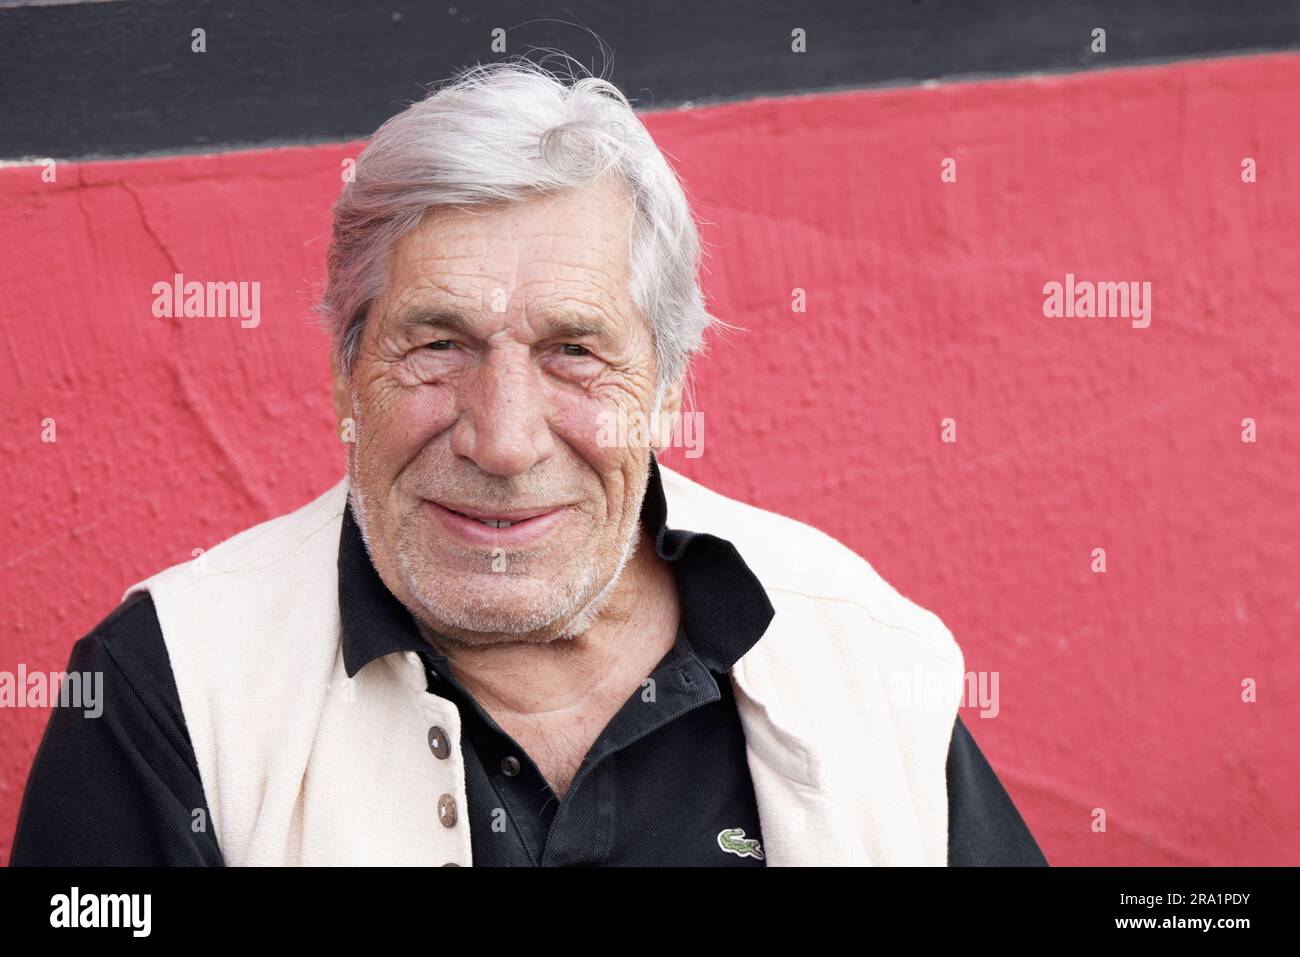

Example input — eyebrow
[394,308,478,337]
[543,317,610,341]
[393,306,614,343]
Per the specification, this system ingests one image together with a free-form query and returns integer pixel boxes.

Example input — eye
[559,344,590,356]
[425,340,456,351]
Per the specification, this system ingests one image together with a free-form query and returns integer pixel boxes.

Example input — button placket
[415,680,470,864]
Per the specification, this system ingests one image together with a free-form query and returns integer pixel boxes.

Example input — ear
[650,376,685,457]
[330,347,352,426]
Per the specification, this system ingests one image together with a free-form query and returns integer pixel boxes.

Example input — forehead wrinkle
[384,192,637,345]
[520,268,627,313]
[520,257,626,294]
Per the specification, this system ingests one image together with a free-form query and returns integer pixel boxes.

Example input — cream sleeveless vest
[124,464,965,866]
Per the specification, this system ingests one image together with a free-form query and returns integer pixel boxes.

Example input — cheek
[356,379,457,479]
[548,388,638,473]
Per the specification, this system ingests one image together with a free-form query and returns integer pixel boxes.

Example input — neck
[414,525,681,720]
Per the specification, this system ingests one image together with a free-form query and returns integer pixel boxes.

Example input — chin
[404,565,601,640]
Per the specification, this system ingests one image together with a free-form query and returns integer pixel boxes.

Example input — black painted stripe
[2,0,1299,160]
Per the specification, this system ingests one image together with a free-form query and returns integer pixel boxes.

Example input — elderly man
[12,60,1045,867]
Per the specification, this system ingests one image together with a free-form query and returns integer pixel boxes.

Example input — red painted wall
[3,52,1297,866]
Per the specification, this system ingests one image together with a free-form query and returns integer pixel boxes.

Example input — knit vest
[123,464,965,866]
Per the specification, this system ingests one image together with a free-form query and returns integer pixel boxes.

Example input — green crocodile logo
[717,827,764,860]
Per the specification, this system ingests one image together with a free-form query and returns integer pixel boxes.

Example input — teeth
[478,518,515,528]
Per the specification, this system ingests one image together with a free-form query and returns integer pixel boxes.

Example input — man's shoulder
[659,462,961,666]
[73,589,167,676]
[118,478,352,679]
[62,589,192,755]
[113,478,353,730]
[124,477,349,600]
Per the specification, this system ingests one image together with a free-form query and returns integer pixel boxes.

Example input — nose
[448,345,555,477]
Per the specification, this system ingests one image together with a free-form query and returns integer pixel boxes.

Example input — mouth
[436,502,557,527]
[424,499,571,547]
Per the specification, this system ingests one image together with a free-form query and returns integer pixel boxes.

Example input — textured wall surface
[2,52,1297,865]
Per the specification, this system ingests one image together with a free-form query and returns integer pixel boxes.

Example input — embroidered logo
[717,827,764,860]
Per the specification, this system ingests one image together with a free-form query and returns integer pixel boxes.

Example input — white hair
[314,56,723,390]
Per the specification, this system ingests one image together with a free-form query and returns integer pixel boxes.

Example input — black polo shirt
[10,456,1049,866]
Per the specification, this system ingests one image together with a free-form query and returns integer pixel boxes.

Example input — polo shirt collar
[340,453,774,679]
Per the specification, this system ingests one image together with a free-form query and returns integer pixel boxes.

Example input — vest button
[427,725,451,759]
[438,793,458,828]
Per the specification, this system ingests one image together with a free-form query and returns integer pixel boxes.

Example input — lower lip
[424,501,569,547]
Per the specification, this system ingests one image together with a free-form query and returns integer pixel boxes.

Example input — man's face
[334,175,679,644]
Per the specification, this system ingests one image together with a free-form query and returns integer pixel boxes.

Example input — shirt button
[500,755,521,776]
[438,793,458,828]
[441,862,460,867]
[427,725,451,759]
